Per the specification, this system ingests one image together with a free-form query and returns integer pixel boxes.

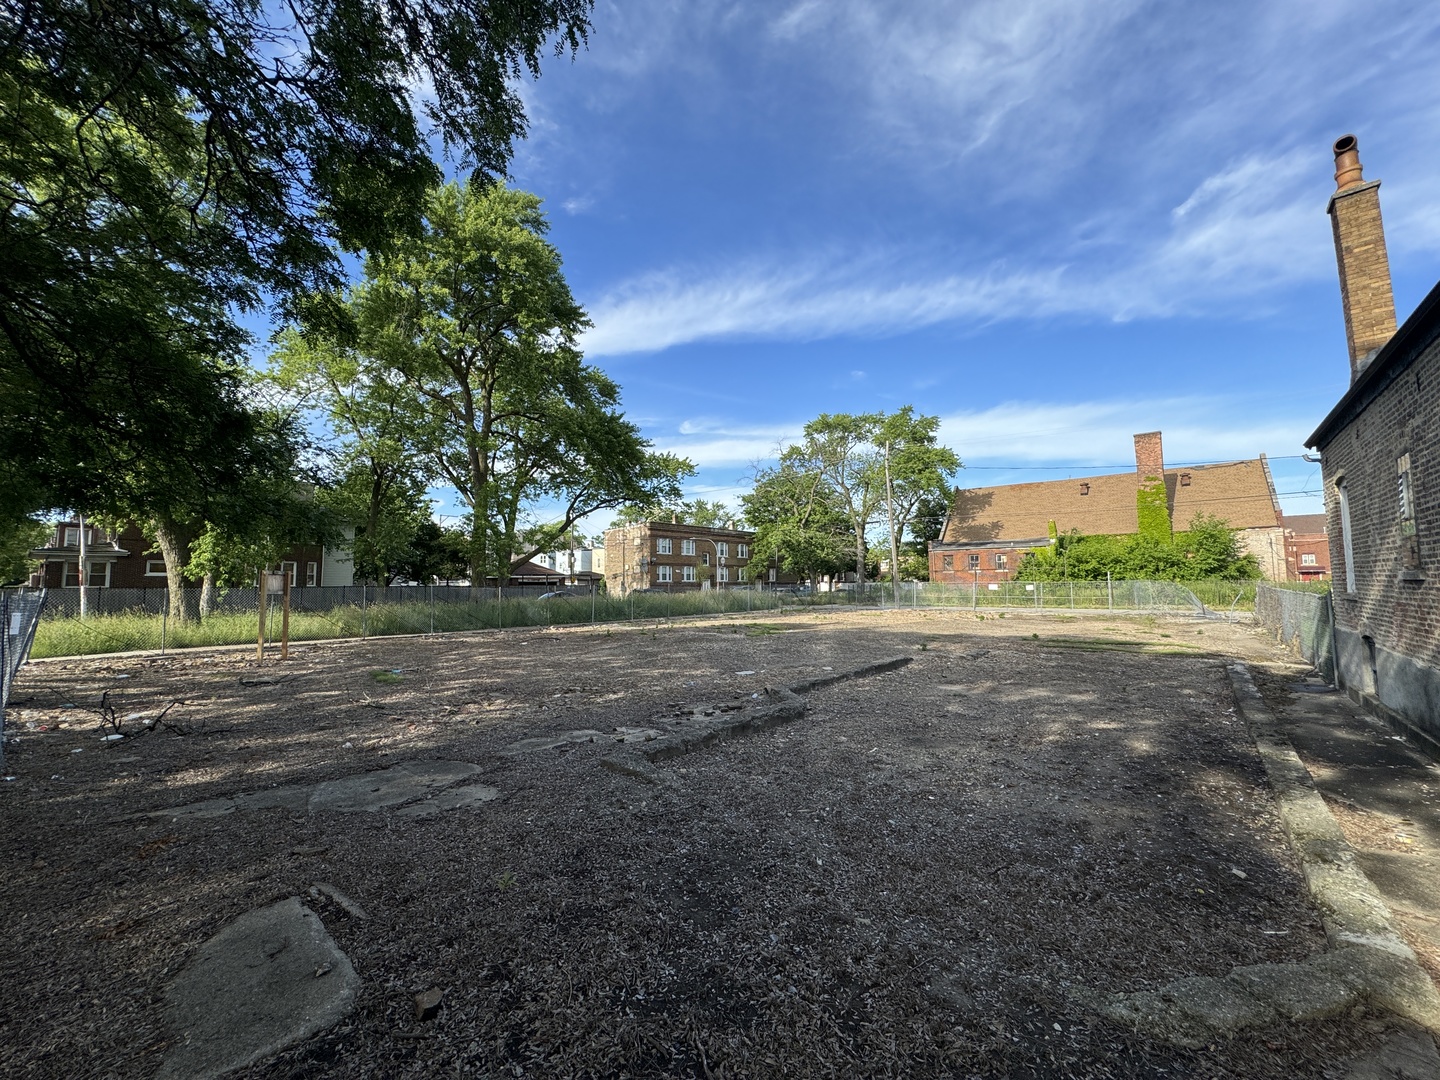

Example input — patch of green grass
[370,670,404,684]
[745,623,785,636]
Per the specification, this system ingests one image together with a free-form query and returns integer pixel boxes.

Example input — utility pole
[77,514,89,619]
[884,442,902,609]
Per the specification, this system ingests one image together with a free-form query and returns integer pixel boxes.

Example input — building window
[737,543,749,558]
[718,567,729,583]
[717,542,729,558]
[145,559,167,577]
[63,526,79,547]
[63,561,111,588]
[768,568,776,582]
[1338,480,1356,593]
[941,554,954,571]
[701,553,710,566]
[683,565,696,582]
[994,553,1008,569]
[968,554,980,570]
[281,561,298,586]
[657,537,673,555]
[657,565,673,583]
[738,567,748,582]
[1301,553,1318,566]
[306,561,319,587]
[681,539,696,555]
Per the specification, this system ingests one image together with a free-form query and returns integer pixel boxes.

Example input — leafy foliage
[1015,514,1261,582]
[609,499,739,530]
[294,180,688,583]
[2,0,592,519]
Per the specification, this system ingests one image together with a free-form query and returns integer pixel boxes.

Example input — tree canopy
[289,180,689,583]
[754,410,959,584]
[2,0,592,519]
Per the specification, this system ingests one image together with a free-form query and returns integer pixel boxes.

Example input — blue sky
[440,0,1440,532]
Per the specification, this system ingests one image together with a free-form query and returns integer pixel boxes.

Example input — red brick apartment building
[928,432,1287,583]
[1307,135,1440,752]
[602,521,798,595]
[1283,514,1330,581]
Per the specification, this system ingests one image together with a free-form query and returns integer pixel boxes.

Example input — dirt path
[0,610,1417,1077]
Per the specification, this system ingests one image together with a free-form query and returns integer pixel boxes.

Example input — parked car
[537,590,578,600]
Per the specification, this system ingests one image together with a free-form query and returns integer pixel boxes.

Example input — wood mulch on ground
[0,609,1411,1078]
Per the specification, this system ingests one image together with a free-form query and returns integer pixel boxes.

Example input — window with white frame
[306,561,319,587]
[737,567,748,582]
[281,560,298,586]
[968,554,980,570]
[1338,480,1356,593]
[718,566,729,582]
[63,526,79,547]
[681,539,696,555]
[716,541,729,558]
[682,565,696,582]
[144,559,167,577]
[1301,553,1318,567]
[768,568,776,582]
[657,537,673,554]
[994,553,1008,569]
[737,543,749,558]
[701,552,711,566]
[657,565,673,583]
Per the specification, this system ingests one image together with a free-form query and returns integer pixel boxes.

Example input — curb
[1079,663,1440,1048]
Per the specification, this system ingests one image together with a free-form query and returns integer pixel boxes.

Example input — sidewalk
[1262,669,1440,988]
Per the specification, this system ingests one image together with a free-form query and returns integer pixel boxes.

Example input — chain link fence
[1255,583,1335,683]
[2,588,46,767]
[30,578,1229,659]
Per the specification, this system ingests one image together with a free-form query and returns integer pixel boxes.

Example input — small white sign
[987,583,999,591]
[264,572,287,595]
[9,613,21,636]
[1025,584,1035,592]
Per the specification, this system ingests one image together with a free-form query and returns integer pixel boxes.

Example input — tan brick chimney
[1133,431,1164,482]
[1328,135,1397,382]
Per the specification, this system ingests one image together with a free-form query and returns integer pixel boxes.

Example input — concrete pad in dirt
[158,898,359,1080]
[146,760,493,819]
[1341,1029,1440,1079]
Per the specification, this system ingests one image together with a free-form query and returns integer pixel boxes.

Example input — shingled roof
[941,440,1281,544]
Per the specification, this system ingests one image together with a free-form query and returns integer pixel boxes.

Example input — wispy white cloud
[580,149,1333,356]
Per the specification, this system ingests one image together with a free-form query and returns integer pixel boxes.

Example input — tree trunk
[199,573,217,618]
[152,518,200,624]
[854,530,867,585]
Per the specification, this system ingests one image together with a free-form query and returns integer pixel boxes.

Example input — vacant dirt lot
[0,609,1410,1078]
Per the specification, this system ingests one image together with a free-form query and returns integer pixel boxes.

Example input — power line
[960,454,1313,471]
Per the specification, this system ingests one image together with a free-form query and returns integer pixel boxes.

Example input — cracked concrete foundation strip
[601,656,914,780]
[1084,664,1440,1048]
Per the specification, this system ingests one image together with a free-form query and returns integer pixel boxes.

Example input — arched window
[1338,479,1356,593]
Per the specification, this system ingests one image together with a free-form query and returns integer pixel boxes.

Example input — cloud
[561,195,595,214]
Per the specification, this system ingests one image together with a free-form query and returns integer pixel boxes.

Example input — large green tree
[742,463,852,585]
[302,180,688,583]
[2,0,592,518]
[768,410,959,584]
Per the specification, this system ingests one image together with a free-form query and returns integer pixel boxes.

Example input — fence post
[361,584,368,638]
[1107,572,1113,611]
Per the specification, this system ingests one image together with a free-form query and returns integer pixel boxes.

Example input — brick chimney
[1328,135,1397,382]
[1133,431,1164,482]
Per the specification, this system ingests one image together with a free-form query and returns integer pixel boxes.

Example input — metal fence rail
[2,588,46,767]
[1255,584,1335,683]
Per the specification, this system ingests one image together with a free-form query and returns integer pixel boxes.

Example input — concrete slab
[158,898,359,1080]
[394,783,501,818]
[145,760,491,820]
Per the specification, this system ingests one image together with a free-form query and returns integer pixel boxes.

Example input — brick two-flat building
[928,432,1287,583]
[1307,134,1440,751]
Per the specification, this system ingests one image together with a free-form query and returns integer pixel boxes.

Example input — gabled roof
[1308,275,1440,449]
[941,460,1280,544]
[1283,513,1327,535]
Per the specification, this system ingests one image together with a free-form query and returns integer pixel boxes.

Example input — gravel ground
[0,609,1411,1078]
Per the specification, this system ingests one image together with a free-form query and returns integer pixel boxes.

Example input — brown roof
[1283,513,1327,536]
[942,460,1280,543]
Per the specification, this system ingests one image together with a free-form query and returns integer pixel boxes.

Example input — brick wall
[1322,332,1440,672]
[1133,431,1164,481]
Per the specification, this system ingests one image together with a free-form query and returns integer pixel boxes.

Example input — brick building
[602,521,797,595]
[928,432,1286,583]
[1306,134,1440,750]
[28,520,350,589]
[1282,514,1330,581]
